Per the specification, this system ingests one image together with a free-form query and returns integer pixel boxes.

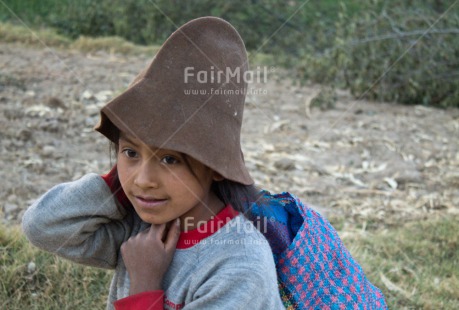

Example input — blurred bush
[300,2,459,108]
[0,0,308,49]
[0,0,457,107]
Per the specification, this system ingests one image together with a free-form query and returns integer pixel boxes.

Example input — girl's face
[117,133,224,230]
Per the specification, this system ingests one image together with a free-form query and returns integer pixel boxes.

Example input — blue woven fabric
[246,191,388,309]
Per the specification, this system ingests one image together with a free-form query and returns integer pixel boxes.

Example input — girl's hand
[121,218,181,295]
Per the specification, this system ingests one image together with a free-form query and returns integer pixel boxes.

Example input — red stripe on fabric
[114,290,164,310]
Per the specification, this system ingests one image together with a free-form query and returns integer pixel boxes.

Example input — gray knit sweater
[22,173,285,309]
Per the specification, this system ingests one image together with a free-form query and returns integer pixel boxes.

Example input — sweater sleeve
[22,173,133,269]
[114,291,164,310]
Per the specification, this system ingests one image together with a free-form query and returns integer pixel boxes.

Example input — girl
[22,17,286,309]
[23,16,387,309]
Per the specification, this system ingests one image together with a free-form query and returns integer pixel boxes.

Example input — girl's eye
[161,155,178,165]
[122,149,138,159]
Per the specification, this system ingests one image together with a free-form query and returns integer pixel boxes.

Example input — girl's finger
[164,218,181,252]
[149,223,166,241]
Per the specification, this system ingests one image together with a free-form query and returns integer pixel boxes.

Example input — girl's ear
[212,172,224,182]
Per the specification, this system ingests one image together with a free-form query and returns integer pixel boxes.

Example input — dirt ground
[1,42,458,230]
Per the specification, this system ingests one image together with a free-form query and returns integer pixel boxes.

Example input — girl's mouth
[134,196,167,209]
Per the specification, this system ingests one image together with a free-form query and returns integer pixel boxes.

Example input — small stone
[81,90,94,100]
[274,158,296,171]
[445,173,459,187]
[25,105,53,118]
[39,119,60,132]
[17,129,32,141]
[95,90,113,103]
[47,97,67,110]
[280,104,299,112]
[27,261,36,273]
[3,108,23,120]
[383,177,398,189]
[4,203,19,214]
[85,104,100,116]
[85,117,97,127]
[42,145,56,157]
[395,171,423,185]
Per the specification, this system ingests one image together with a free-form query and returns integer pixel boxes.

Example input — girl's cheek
[117,161,131,184]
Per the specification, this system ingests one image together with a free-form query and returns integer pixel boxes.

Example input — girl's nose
[133,161,159,189]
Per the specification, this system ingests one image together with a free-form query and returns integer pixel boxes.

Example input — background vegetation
[1,0,458,107]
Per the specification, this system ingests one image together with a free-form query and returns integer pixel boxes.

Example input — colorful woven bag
[246,191,388,309]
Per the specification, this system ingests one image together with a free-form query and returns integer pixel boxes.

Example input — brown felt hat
[95,16,253,185]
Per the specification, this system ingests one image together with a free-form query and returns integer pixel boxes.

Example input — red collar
[176,205,239,249]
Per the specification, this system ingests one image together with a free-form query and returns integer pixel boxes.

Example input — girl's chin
[137,213,172,226]
[139,214,163,224]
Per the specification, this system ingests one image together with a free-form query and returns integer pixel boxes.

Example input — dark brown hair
[181,155,261,213]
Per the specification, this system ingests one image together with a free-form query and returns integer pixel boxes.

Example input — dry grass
[70,36,160,55]
[0,22,70,47]
[339,215,459,309]
[0,224,112,309]
[0,22,160,55]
